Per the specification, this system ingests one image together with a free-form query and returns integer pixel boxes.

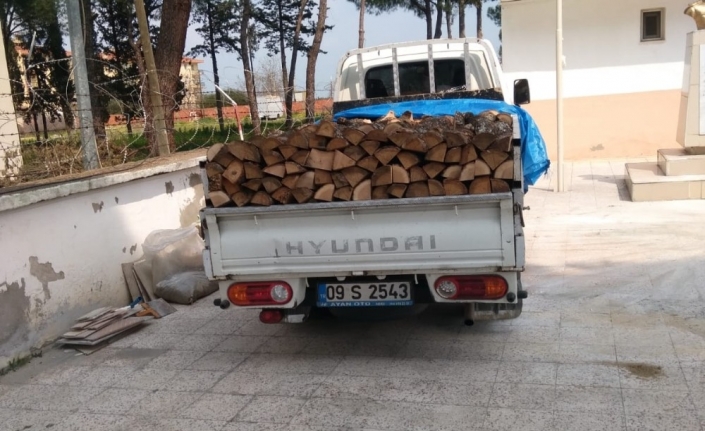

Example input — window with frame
[641,9,665,41]
[365,60,467,98]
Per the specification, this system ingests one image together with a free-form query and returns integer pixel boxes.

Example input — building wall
[0,154,204,367]
[502,0,692,159]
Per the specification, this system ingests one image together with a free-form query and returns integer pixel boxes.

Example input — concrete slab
[658,148,705,176]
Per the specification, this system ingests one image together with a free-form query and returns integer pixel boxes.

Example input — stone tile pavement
[1,160,705,431]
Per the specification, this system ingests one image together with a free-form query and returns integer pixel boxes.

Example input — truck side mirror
[514,79,531,105]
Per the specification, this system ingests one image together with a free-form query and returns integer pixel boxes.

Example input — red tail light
[259,310,284,324]
[227,282,293,306]
[434,275,508,300]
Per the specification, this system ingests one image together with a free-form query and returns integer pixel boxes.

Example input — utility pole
[555,0,564,192]
[134,0,170,156]
[66,0,99,170]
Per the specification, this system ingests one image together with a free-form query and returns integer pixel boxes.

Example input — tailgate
[202,193,517,278]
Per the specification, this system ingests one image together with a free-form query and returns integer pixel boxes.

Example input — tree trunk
[476,0,483,39]
[285,0,309,129]
[305,0,327,122]
[32,113,40,142]
[206,0,224,132]
[277,1,289,99]
[240,0,261,134]
[434,0,443,39]
[154,0,192,152]
[80,0,107,143]
[45,2,74,129]
[358,0,365,48]
[445,0,452,39]
[458,0,465,37]
[126,114,133,136]
[424,0,433,39]
[41,111,48,140]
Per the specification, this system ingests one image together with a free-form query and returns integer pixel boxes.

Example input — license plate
[317,281,413,307]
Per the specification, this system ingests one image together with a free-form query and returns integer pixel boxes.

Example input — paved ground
[2,160,705,431]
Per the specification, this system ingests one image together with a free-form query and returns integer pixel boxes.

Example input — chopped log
[406,182,430,198]
[357,124,375,134]
[209,191,231,208]
[357,156,380,172]
[292,188,314,203]
[426,143,447,163]
[262,163,286,179]
[333,151,357,171]
[341,166,369,187]
[400,110,414,122]
[490,134,513,153]
[307,133,329,150]
[333,186,353,201]
[360,140,381,156]
[331,171,350,188]
[494,160,514,180]
[387,184,408,198]
[409,166,429,183]
[374,146,401,165]
[316,120,337,138]
[314,184,335,201]
[443,179,467,195]
[352,179,372,201]
[461,145,478,164]
[371,166,393,187]
[272,187,293,204]
[473,133,495,151]
[262,177,282,194]
[222,178,241,196]
[206,161,224,179]
[285,161,307,175]
[260,137,283,154]
[343,145,367,161]
[497,113,513,126]
[402,137,427,153]
[445,131,468,148]
[480,150,509,171]
[244,162,263,180]
[314,170,333,185]
[459,162,476,182]
[491,179,511,193]
[327,137,349,151]
[278,145,299,160]
[366,129,389,142]
[306,149,335,171]
[372,186,389,200]
[475,159,492,176]
[251,191,272,206]
[388,130,414,147]
[208,143,237,167]
[343,128,366,145]
[442,165,462,180]
[287,131,309,149]
[479,109,499,121]
[391,165,410,184]
[227,142,261,162]
[242,179,262,192]
[428,179,445,196]
[468,176,492,194]
[223,159,245,183]
[263,152,285,166]
[295,171,316,190]
[396,151,420,169]
[377,110,397,123]
[281,175,300,190]
[445,147,462,164]
[423,162,446,179]
[383,122,403,136]
[233,189,254,207]
[422,131,444,148]
[290,150,310,166]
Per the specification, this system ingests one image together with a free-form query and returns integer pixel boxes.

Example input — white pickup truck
[202,38,534,324]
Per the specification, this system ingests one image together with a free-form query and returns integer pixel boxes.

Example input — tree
[458,0,465,37]
[81,0,109,143]
[358,0,365,48]
[305,0,327,122]
[444,0,453,39]
[347,0,434,40]
[471,0,483,39]
[487,2,501,58]
[240,0,260,134]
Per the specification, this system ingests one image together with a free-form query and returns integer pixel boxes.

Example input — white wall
[0,158,204,367]
[502,0,692,100]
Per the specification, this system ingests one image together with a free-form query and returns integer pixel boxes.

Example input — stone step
[625,162,705,202]
[657,148,705,176]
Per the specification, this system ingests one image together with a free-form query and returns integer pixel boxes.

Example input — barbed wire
[0,59,334,188]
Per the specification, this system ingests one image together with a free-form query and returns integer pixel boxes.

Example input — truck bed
[202,193,519,281]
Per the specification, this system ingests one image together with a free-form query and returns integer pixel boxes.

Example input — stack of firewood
[204,110,516,207]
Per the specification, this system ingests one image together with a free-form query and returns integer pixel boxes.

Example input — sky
[184,1,501,97]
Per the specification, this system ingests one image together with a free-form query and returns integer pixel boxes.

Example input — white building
[502,0,694,160]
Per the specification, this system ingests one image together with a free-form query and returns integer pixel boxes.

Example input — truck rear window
[365,60,466,98]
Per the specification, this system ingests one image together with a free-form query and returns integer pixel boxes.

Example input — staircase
[625,149,705,201]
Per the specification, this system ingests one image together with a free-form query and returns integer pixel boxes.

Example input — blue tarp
[333,99,550,190]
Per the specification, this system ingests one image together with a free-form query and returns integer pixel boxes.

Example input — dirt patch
[619,362,663,379]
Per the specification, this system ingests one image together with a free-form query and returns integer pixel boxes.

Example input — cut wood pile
[204,110,516,208]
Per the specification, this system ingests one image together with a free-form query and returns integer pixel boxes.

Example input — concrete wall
[0,152,205,367]
[502,0,692,159]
